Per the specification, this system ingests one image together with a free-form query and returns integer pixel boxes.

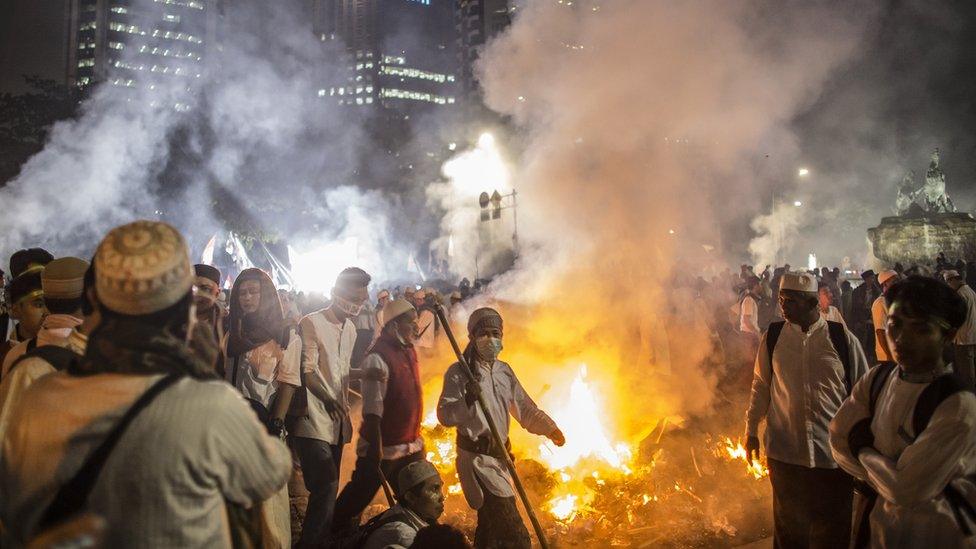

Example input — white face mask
[332,291,364,317]
[476,337,503,362]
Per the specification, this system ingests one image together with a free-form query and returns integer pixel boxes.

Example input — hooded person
[745,272,869,549]
[194,264,226,374]
[293,267,371,548]
[360,460,445,549]
[0,259,98,441]
[0,220,291,547]
[331,297,427,537]
[437,307,565,549]
[222,267,300,548]
[2,257,90,375]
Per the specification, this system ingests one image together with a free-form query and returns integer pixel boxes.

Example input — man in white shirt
[818,283,847,327]
[333,298,426,535]
[0,221,290,547]
[437,307,565,549]
[871,270,900,364]
[413,290,437,352]
[745,272,869,548]
[292,267,368,547]
[830,275,976,548]
[945,270,976,390]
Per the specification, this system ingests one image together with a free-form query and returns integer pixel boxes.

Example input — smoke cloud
[0,0,405,282]
[466,0,876,437]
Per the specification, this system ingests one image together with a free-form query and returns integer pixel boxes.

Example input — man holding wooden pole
[437,307,565,549]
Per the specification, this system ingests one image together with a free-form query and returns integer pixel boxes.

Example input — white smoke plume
[465,0,877,427]
[0,0,402,282]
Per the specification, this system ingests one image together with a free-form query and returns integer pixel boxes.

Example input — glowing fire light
[441,132,510,197]
[549,494,578,521]
[540,364,633,471]
[721,437,769,480]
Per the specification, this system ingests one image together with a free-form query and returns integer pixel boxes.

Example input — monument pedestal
[868,211,976,265]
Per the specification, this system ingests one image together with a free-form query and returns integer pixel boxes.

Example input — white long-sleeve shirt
[437,359,557,509]
[745,317,869,468]
[0,373,291,547]
[740,295,760,335]
[292,311,356,444]
[830,365,976,548]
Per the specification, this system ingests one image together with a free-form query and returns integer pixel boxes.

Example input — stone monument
[869,149,976,265]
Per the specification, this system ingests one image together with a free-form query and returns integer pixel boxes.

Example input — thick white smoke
[0,0,403,283]
[465,0,877,425]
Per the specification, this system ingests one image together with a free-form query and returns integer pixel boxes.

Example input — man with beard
[194,264,225,374]
[332,297,426,536]
[745,272,869,548]
[293,267,370,547]
[0,221,290,546]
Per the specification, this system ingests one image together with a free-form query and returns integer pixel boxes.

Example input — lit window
[317,89,327,97]
[163,14,180,22]
[110,6,128,13]
[78,58,95,68]
[108,41,124,50]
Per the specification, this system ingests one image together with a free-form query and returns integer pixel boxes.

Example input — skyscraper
[455,0,512,103]
[66,0,216,99]
[322,0,458,112]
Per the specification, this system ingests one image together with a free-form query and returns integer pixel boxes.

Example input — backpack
[865,362,976,536]
[8,344,80,376]
[766,320,854,392]
[335,507,412,549]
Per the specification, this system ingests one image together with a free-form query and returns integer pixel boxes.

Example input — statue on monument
[922,148,955,213]
[893,148,955,215]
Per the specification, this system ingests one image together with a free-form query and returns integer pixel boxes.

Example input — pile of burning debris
[417,370,772,547]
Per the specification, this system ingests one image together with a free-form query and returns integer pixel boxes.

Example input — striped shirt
[0,372,291,547]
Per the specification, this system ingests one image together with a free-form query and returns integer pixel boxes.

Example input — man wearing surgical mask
[437,307,565,549]
[293,267,369,547]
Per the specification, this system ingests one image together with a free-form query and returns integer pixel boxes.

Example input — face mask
[476,337,503,362]
[332,291,364,317]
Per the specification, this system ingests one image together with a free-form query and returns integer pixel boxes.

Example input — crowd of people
[726,259,976,548]
[0,219,975,548]
[0,220,565,549]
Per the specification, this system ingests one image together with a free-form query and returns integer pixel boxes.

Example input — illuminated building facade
[66,0,216,99]
[319,0,458,112]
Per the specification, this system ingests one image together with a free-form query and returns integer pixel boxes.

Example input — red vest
[369,333,423,446]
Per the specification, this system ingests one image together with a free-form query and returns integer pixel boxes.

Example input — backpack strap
[868,362,897,416]
[912,373,969,439]
[826,321,853,392]
[8,345,80,375]
[26,337,37,352]
[36,373,183,531]
[765,321,786,368]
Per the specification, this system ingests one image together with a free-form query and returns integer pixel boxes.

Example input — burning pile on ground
[418,351,771,547]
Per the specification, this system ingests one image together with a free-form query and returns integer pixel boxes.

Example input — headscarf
[227,268,289,358]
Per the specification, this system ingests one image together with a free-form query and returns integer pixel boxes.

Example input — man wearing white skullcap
[745,271,869,548]
[872,270,901,363]
[0,221,291,547]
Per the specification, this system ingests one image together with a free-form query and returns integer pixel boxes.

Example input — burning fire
[720,437,769,480]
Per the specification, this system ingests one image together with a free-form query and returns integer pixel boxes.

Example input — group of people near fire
[1,220,975,549]
[731,260,976,548]
[0,220,565,549]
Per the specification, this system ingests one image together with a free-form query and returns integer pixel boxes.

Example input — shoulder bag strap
[37,373,183,531]
[826,321,853,392]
